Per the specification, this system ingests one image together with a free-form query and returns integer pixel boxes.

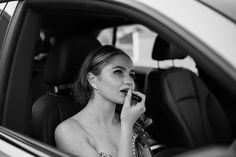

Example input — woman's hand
[120,89,146,127]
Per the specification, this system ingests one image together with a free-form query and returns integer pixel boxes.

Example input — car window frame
[0,2,9,54]
[0,126,73,157]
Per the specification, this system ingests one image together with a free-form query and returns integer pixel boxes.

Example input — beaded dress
[98,114,153,157]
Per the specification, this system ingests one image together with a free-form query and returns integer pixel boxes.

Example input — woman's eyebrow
[112,66,135,72]
[130,69,135,73]
[112,66,126,70]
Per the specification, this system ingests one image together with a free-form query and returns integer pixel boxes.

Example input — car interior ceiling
[2,2,236,155]
[40,9,134,38]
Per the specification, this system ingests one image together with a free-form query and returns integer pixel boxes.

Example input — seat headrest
[152,36,187,61]
[44,35,101,86]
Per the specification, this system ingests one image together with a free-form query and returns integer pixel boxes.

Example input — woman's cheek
[132,80,136,89]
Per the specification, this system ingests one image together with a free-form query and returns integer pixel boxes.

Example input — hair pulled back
[74,45,130,106]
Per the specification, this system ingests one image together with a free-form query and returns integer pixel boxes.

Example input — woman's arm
[55,119,100,157]
[117,124,134,157]
[119,90,146,157]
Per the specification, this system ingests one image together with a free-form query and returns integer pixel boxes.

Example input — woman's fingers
[121,90,147,126]
[132,91,146,107]
[132,91,145,99]
[123,89,132,108]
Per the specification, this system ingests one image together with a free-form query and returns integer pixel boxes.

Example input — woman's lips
[120,89,142,102]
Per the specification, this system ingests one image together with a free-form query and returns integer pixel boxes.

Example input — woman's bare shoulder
[55,117,87,139]
[54,117,92,150]
[54,118,101,157]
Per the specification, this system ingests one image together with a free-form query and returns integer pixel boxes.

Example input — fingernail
[128,89,131,94]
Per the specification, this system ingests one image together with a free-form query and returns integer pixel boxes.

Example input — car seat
[144,36,233,149]
[31,35,101,146]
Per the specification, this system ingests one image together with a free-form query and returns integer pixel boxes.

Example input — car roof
[134,0,236,72]
[198,0,236,23]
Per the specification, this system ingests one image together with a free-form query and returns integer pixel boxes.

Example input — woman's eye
[130,73,136,79]
[114,70,122,75]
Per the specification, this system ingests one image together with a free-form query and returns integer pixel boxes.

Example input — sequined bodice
[99,134,138,157]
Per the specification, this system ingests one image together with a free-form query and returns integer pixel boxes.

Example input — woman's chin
[115,98,125,105]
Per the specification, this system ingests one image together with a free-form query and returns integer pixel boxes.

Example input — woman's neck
[81,95,119,127]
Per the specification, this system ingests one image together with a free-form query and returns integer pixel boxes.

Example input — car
[0,0,236,156]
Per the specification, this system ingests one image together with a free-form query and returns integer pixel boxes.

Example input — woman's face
[94,54,135,104]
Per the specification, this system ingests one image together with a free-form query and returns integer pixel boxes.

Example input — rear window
[97,25,157,67]
[97,24,198,74]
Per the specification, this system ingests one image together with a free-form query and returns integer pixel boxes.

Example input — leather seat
[144,36,233,148]
[31,35,101,146]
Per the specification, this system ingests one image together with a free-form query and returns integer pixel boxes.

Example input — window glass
[96,28,113,45]
[0,1,18,16]
[97,25,157,67]
[97,24,198,74]
[0,1,18,53]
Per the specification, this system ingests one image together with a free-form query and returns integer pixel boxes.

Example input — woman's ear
[87,72,98,90]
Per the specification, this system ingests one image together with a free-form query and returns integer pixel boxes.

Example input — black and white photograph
[0,0,236,156]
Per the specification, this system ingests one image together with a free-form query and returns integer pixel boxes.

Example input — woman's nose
[124,76,134,86]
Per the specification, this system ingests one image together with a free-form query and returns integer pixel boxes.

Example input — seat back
[31,35,101,146]
[144,36,233,148]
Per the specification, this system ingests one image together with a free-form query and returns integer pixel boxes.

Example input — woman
[55,45,153,157]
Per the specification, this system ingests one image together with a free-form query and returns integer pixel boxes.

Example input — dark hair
[74,45,131,105]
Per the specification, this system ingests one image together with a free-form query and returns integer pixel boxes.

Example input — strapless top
[98,134,138,157]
